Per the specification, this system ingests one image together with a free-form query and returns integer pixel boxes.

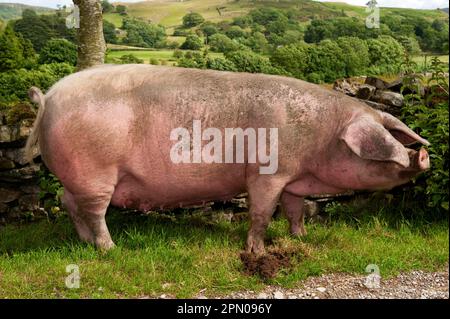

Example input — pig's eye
[389,129,421,146]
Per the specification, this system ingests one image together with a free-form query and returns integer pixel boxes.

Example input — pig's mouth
[406,147,430,171]
[397,147,430,180]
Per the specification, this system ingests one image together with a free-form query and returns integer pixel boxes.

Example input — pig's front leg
[246,175,289,255]
[281,192,307,236]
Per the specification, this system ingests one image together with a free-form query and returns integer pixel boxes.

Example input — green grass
[0,206,447,298]
[412,54,449,67]
[106,49,223,65]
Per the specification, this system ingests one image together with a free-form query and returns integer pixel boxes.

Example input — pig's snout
[408,148,430,171]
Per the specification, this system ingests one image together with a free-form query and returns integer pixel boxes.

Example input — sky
[0,0,448,10]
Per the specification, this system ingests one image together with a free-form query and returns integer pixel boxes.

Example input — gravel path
[211,267,449,299]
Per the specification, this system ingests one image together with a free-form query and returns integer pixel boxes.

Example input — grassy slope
[0,209,447,298]
[104,0,449,29]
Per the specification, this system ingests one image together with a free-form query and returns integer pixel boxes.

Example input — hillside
[0,3,53,20]
[105,0,449,29]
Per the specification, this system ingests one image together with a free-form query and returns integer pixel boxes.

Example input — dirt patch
[240,248,296,280]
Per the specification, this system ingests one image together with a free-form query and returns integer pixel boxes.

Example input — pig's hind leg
[62,178,116,251]
[280,192,307,236]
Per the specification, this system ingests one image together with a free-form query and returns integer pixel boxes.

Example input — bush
[400,57,449,213]
[180,34,204,50]
[225,26,246,39]
[38,38,77,66]
[206,57,237,72]
[149,58,159,65]
[119,54,143,64]
[208,33,241,53]
[122,18,166,48]
[307,39,346,83]
[103,20,118,44]
[366,35,405,74]
[182,13,205,28]
[336,36,370,77]
[0,63,74,104]
[270,42,310,80]
[225,50,284,75]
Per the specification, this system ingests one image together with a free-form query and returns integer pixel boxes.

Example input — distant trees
[115,5,128,16]
[122,17,166,48]
[13,9,76,51]
[208,33,241,53]
[39,39,77,65]
[366,35,405,73]
[182,12,205,28]
[103,20,118,44]
[101,0,114,13]
[180,34,203,50]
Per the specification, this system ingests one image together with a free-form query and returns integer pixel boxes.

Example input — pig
[25,64,430,254]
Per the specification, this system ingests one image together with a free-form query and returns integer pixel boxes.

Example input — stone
[317,287,327,293]
[0,164,41,183]
[273,291,285,299]
[371,90,404,108]
[356,84,376,100]
[0,202,8,214]
[20,184,41,194]
[365,77,388,90]
[257,292,269,299]
[0,158,15,170]
[19,120,33,139]
[333,78,359,96]
[0,187,21,203]
[304,199,320,217]
[18,194,40,211]
[0,125,19,143]
[4,147,38,165]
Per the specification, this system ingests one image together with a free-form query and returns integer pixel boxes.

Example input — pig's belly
[110,167,246,211]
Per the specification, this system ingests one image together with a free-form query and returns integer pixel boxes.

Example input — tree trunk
[73,0,105,70]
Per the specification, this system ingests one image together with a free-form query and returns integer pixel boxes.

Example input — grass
[0,203,447,298]
[106,49,223,65]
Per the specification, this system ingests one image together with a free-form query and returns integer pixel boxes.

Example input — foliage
[13,9,76,52]
[0,63,74,104]
[180,34,203,50]
[366,35,405,75]
[224,50,284,75]
[38,38,77,66]
[122,17,166,48]
[208,33,241,53]
[206,57,237,72]
[38,168,64,213]
[400,57,449,212]
[6,101,35,124]
[103,20,118,44]
[101,0,114,14]
[397,35,422,56]
[182,12,205,28]
[115,5,128,16]
[119,54,144,64]
[270,42,310,80]
[335,36,370,77]
[0,25,25,71]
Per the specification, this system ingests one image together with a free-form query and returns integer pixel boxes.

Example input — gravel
[218,266,449,299]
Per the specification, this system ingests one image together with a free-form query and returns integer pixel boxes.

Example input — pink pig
[26,65,430,254]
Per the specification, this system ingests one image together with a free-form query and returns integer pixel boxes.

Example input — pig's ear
[340,117,410,168]
[379,111,430,146]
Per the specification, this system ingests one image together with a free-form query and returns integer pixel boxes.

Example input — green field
[101,0,449,31]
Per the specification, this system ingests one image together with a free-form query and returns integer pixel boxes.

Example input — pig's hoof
[290,226,307,237]
[246,236,266,255]
[96,239,116,252]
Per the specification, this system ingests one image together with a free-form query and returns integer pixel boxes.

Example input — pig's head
[323,111,430,191]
